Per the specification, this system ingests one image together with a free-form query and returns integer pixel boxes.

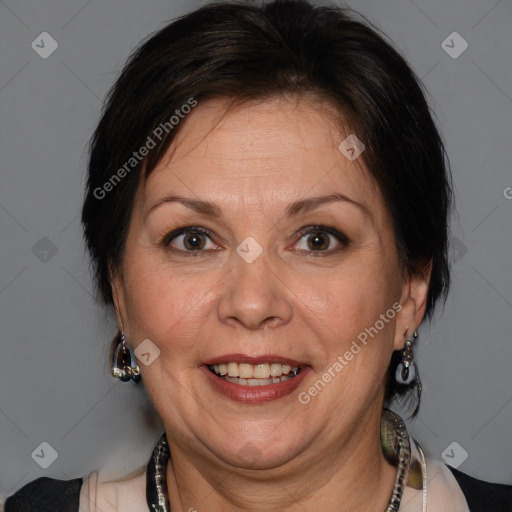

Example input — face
[112,96,429,472]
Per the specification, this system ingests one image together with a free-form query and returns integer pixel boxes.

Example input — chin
[205,428,305,471]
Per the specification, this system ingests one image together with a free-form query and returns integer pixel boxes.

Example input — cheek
[121,257,215,350]
[292,252,399,366]
[304,253,397,321]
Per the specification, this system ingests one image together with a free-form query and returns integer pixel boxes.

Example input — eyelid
[292,225,350,246]
[161,226,219,249]
[161,224,349,253]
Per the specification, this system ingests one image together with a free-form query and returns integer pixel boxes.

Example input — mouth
[201,355,309,403]
[207,362,302,386]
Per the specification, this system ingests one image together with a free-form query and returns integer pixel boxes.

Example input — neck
[164,406,398,512]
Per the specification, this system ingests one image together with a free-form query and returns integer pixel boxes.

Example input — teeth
[209,362,301,381]
[224,375,294,386]
[239,363,254,379]
[227,362,238,377]
[270,363,283,377]
[253,364,271,379]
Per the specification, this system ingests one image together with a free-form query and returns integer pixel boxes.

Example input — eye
[293,226,348,253]
[163,227,219,252]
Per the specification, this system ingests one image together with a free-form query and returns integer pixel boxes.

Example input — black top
[4,477,82,512]
[447,466,512,511]
[4,467,512,511]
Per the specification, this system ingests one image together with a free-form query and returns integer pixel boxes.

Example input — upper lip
[202,354,308,367]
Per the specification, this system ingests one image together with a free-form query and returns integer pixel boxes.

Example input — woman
[5,0,512,510]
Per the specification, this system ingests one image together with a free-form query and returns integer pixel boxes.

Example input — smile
[208,362,302,386]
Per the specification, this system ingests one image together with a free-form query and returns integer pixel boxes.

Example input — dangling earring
[395,329,418,385]
[112,332,141,382]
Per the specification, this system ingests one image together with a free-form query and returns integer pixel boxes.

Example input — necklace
[146,410,414,511]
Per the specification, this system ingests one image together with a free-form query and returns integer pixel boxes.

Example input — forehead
[141,95,386,223]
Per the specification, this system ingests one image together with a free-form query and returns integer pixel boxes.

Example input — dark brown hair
[82,0,453,413]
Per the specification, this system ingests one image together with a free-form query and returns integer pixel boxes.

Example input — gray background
[1,0,511,503]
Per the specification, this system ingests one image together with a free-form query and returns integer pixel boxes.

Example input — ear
[393,260,432,350]
[110,265,128,332]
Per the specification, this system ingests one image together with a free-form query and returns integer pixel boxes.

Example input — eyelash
[160,225,349,256]
[161,226,217,256]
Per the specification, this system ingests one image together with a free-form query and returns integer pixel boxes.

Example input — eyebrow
[146,196,221,218]
[145,192,371,220]
[285,193,371,218]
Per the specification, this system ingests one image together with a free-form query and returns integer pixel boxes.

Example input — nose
[217,250,293,330]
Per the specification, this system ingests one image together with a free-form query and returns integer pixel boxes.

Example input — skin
[111,95,431,512]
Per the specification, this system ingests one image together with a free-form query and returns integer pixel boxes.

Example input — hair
[82,0,453,415]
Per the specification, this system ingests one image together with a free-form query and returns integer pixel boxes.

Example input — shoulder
[4,476,82,512]
[447,466,512,511]
[81,466,148,511]
[404,439,511,512]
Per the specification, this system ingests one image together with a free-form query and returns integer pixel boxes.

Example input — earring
[395,329,418,385]
[112,332,141,382]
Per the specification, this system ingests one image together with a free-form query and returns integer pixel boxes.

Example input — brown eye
[183,232,206,250]
[306,233,330,251]
[293,226,349,253]
[163,227,218,252]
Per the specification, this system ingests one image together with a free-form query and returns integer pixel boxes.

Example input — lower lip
[200,365,310,403]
